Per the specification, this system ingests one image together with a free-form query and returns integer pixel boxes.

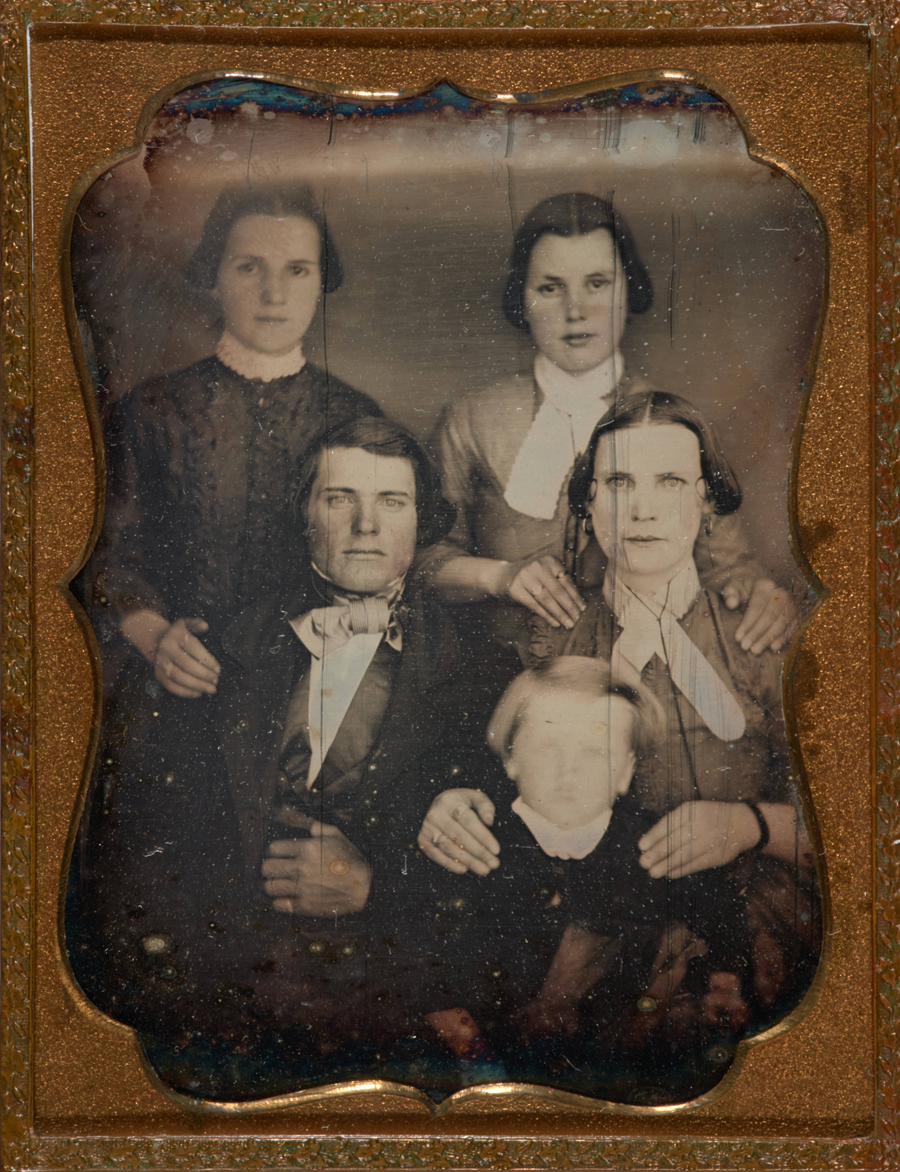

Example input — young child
[418,656,752,1049]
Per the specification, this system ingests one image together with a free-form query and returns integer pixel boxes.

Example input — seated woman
[418,390,821,1103]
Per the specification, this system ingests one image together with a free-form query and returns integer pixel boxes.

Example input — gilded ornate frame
[1,4,895,1169]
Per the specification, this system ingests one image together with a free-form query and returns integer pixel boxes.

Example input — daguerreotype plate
[1,6,895,1172]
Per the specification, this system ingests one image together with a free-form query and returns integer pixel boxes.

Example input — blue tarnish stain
[161,78,724,121]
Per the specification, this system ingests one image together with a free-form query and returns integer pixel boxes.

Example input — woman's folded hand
[418,788,500,876]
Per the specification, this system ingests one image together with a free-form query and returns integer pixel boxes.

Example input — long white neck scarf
[604,562,747,743]
[503,351,621,521]
[289,573,405,788]
[216,330,306,383]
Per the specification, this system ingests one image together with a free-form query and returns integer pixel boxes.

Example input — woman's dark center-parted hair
[293,416,457,549]
[568,390,743,520]
[502,192,654,331]
[186,185,343,294]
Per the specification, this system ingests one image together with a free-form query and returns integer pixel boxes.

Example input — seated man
[69,416,506,1101]
[216,415,506,1092]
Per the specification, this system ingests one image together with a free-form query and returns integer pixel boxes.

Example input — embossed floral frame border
[0,4,896,1170]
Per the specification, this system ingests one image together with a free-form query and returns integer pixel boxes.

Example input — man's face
[305,446,418,595]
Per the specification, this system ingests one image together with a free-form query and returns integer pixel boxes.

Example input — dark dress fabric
[504,584,822,1105]
[89,357,381,648]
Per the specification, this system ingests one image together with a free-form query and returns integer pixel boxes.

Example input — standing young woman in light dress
[424,193,796,661]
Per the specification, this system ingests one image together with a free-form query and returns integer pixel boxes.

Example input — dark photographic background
[70,80,825,587]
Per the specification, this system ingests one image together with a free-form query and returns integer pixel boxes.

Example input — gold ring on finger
[329,859,350,876]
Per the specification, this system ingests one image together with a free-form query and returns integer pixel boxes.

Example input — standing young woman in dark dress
[92,184,379,681]
[67,185,380,1044]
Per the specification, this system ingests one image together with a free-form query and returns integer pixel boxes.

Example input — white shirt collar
[216,331,306,383]
[502,352,623,521]
[511,796,614,860]
[533,351,622,419]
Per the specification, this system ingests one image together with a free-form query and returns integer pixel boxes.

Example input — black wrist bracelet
[743,801,770,851]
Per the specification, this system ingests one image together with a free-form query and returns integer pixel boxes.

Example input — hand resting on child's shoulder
[637,801,762,879]
[637,800,811,879]
[418,789,500,876]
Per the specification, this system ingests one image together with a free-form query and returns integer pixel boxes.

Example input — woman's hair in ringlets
[292,416,456,548]
[502,192,653,331]
[185,185,342,293]
[568,390,743,519]
[487,655,662,764]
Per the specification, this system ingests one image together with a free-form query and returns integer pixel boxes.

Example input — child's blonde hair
[487,655,661,764]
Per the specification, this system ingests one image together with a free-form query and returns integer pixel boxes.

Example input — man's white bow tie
[288,576,405,789]
[291,593,402,659]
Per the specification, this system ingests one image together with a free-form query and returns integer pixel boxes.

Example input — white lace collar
[216,331,306,383]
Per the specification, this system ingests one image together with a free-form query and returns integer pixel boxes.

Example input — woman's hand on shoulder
[121,609,221,697]
[153,617,221,697]
[418,788,500,876]
[152,616,222,698]
[637,800,763,879]
[722,576,799,654]
[500,556,585,630]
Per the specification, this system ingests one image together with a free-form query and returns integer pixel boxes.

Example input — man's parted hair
[293,416,456,548]
[486,655,662,763]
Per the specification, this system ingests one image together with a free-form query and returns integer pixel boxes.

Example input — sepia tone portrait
[64,77,824,1107]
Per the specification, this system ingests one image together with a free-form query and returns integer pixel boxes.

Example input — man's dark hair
[502,191,653,331]
[185,184,342,294]
[293,416,456,548]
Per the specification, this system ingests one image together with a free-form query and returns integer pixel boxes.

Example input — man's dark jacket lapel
[220,572,463,886]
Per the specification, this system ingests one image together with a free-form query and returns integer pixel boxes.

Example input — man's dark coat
[69,569,501,1044]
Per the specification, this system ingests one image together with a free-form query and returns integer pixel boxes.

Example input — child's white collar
[511,797,614,859]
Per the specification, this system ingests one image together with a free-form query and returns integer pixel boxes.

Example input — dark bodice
[526,585,791,815]
[91,357,380,644]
